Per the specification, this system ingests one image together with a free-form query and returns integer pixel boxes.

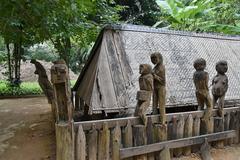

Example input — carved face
[216,60,228,75]
[51,64,67,84]
[139,64,152,75]
[151,53,163,65]
[212,75,228,97]
[193,58,206,71]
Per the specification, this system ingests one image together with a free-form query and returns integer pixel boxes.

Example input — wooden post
[133,125,147,160]
[56,123,74,160]
[229,111,239,144]
[112,123,121,160]
[170,116,177,158]
[192,116,200,152]
[76,125,86,160]
[201,117,213,135]
[183,114,193,156]
[51,61,75,160]
[88,124,98,160]
[98,122,110,160]
[122,120,133,160]
[213,117,224,148]
[224,112,230,145]
[146,118,154,160]
[174,115,184,157]
[154,123,170,160]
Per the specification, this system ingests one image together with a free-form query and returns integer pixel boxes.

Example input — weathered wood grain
[120,130,236,159]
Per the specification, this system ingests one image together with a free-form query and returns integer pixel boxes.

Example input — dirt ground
[1,97,240,160]
[0,97,55,160]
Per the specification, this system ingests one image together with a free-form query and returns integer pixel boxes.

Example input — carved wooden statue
[30,59,54,104]
[134,64,153,126]
[193,58,212,111]
[212,60,228,117]
[151,52,166,124]
[51,60,73,122]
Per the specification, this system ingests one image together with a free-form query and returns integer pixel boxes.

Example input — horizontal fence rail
[120,130,236,159]
[74,106,240,130]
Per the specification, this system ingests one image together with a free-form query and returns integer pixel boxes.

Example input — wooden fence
[72,107,240,160]
[51,62,240,160]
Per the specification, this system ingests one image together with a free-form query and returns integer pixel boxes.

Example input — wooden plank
[224,112,230,145]
[213,117,224,148]
[105,31,128,108]
[98,122,110,160]
[146,117,154,160]
[122,120,133,160]
[174,115,184,157]
[192,116,200,152]
[112,123,121,160]
[76,125,86,160]
[87,124,98,160]
[56,123,74,160]
[183,114,193,156]
[120,130,236,159]
[74,107,240,131]
[153,124,170,160]
[132,125,147,160]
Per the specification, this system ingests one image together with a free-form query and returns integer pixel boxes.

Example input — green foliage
[116,0,161,26]
[23,42,58,62]
[155,0,240,34]
[0,81,43,96]
[0,80,76,96]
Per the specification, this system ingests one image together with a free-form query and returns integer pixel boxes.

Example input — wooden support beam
[74,107,240,131]
[120,130,236,159]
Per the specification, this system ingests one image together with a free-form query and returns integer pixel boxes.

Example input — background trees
[0,0,239,85]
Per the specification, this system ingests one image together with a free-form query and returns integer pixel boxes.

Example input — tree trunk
[6,43,12,82]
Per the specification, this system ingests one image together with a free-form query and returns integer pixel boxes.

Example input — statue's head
[151,52,163,65]
[139,64,152,75]
[51,60,68,84]
[193,58,206,71]
[216,60,228,75]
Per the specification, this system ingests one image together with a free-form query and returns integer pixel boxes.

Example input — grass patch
[0,80,76,96]
[0,81,43,96]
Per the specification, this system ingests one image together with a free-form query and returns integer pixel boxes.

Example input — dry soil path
[1,97,240,160]
[0,97,55,160]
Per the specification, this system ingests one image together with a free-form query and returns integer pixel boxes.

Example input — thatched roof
[73,24,240,114]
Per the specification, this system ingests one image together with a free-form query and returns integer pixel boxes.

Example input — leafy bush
[0,81,43,96]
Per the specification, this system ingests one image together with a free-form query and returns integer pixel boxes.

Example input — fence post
[51,60,75,160]
[112,123,121,160]
[183,114,193,155]
[88,123,98,160]
[123,120,133,160]
[76,125,86,160]
[133,125,147,160]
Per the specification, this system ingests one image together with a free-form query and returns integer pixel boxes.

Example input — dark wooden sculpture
[30,59,54,104]
[134,64,153,126]
[212,60,228,118]
[193,58,212,111]
[151,52,166,124]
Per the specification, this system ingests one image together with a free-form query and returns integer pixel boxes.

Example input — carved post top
[51,60,69,84]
